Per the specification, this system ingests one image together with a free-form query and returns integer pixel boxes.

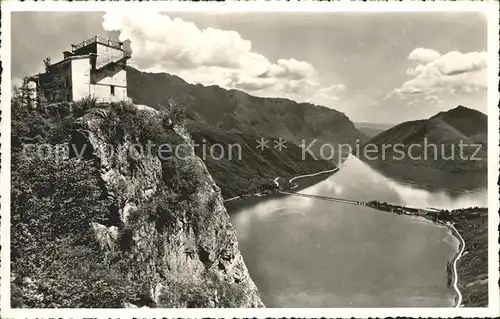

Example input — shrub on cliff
[73,96,98,117]
[10,149,145,307]
[11,92,75,146]
[98,101,184,150]
[157,273,247,308]
[11,97,51,147]
[11,242,140,308]
[165,98,186,128]
[11,152,109,264]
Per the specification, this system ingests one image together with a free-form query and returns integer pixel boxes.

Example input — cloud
[102,11,322,98]
[316,84,347,100]
[408,48,441,63]
[403,93,444,109]
[424,94,441,104]
[232,75,277,91]
[406,100,418,107]
[391,49,487,97]
[260,58,315,80]
[103,11,258,70]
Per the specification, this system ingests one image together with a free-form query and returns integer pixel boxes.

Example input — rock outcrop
[69,106,263,307]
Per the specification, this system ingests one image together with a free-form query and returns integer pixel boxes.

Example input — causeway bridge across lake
[279,191,368,206]
[278,191,440,215]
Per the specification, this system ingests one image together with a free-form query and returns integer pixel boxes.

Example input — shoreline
[445,222,465,308]
[400,215,465,308]
[225,166,466,308]
[223,167,339,203]
[288,167,339,184]
[381,212,465,308]
[367,206,466,308]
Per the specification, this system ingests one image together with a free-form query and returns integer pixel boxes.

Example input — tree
[43,57,52,72]
[165,98,186,127]
[438,209,452,221]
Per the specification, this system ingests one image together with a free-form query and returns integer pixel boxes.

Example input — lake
[226,156,487,307]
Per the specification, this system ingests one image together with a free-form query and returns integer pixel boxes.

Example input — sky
[11,11,489,123]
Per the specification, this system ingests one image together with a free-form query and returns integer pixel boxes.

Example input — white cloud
[103,11,257,70]
[406,100,418,107]
[261,58,315,80]
[402,93,445,109]
[392,49,488,97]
[316,84,347,100]
[102,11,325,98]
[424,94,441,104]
[233,75,278,91]
[408,48,441,63]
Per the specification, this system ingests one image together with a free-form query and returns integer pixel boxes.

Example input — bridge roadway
[279,191,367,206]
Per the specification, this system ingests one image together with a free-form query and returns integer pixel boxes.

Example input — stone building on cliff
[27,36,131,105]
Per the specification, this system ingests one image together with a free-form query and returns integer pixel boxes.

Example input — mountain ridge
[368,105,487,146]
[127,66,364,197]
[127,66,367,147]
[363,105,487,190]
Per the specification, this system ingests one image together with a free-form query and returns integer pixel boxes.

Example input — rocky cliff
[67,104,263,307]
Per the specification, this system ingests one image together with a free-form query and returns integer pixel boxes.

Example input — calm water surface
[227,156,487,307]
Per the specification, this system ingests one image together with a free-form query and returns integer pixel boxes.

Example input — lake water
[227,156,487,307]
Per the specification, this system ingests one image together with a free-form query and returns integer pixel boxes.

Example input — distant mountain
[127,67,366,196]
[362,105,487,190]
[127,67,366,149]
[431,105,487,137]
[355,122,395,138]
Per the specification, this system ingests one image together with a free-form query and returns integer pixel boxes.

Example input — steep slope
[127,67,366,148]
[188,123,334,198]
[431,105,487,137]
[71,106,263,307]
[452,207,488,307]
[11,101,263,308]
[362,105,487,190]
[127,67,361,196]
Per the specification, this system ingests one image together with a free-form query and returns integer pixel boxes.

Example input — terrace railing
[72,36,123,51]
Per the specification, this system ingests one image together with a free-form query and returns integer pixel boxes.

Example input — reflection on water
[303,156,487,209]
[228,156,487,307]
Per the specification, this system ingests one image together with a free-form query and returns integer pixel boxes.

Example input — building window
[110,85,115,95]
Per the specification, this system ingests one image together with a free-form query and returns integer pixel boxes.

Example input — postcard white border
[1,0,499,318]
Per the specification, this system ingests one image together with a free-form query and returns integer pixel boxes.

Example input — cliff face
[69,107,263,307]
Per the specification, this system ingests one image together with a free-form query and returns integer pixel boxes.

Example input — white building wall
[71,58,92,101]
[93,67,127,102]
[90,84,127,103]
[96,43,124,69]
[96,68,127,87]
[69,44,129,103]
